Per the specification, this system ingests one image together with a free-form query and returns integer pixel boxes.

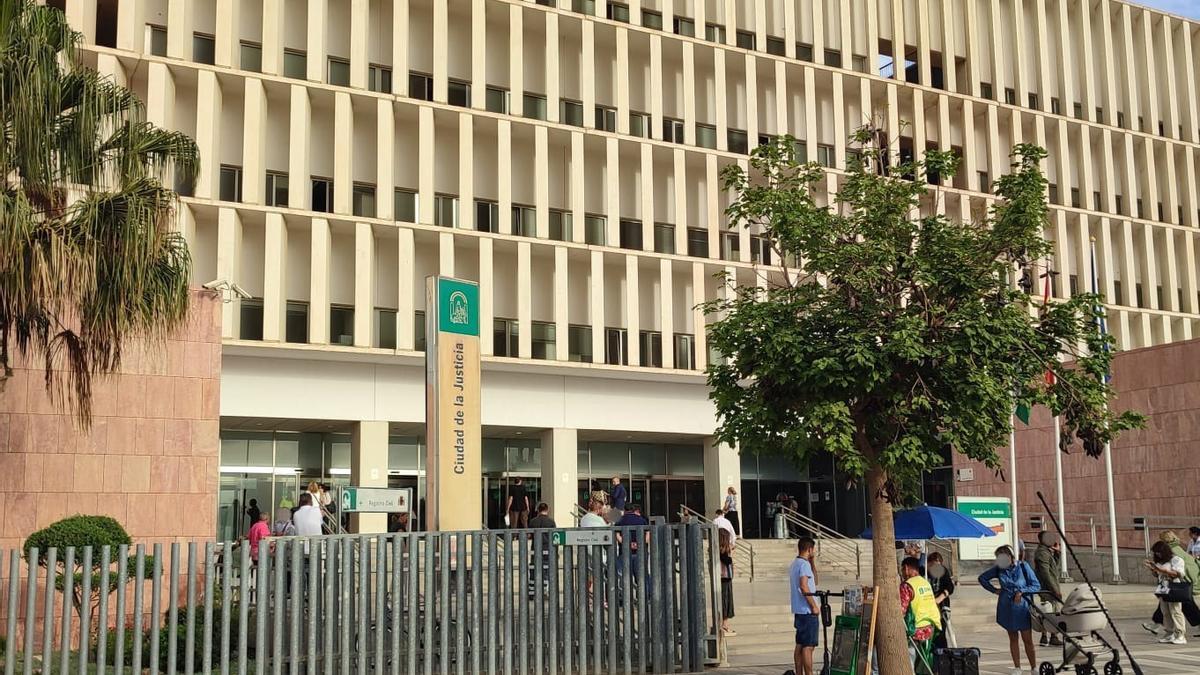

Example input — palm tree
[0,0,198,426]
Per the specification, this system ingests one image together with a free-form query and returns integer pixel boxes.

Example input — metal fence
[0,524,720,674]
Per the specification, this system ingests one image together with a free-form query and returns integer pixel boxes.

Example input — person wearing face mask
[1188,527,1200,559]
[978,545,1041,675]
[926,552,955,651]
[1033,531,1063,647]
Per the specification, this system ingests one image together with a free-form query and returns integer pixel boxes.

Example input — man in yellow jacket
[900,556,942,674]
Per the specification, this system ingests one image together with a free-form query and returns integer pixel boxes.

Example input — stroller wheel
[1103,663,1122,675]
[1039,662,1056,675]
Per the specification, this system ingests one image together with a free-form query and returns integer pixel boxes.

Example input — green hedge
[23,515,132,563]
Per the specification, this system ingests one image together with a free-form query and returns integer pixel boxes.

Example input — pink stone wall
[0,289,222,549]
[955,338,1200,549]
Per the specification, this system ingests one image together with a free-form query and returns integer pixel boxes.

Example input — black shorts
[794,614,819,647]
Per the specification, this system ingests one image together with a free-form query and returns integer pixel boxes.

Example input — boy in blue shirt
[789,537,819,675]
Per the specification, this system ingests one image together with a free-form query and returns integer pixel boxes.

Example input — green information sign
[959,501,1012,518]
[437,278,480,337]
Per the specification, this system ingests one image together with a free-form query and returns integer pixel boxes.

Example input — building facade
[46,0,1200,540]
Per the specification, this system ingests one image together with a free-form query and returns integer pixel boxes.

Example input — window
[475,201,499,233]
[816,144,835,168]
[584,214,606,245]
[1095,107,1104,124]
[561,99,585,127]
[606,1,629,22]
[654,223,675,254]
[265,171,289,207]
[572,0,595,13]
[977,171,990,194]
[852,55,869,73]
[1158,121,1165,137]
[549,209,570,241]
[239,299,263,341]
[493,318,519,358]
[629,111,650,138]
[878,54,897,78]
[485,86,509,114]
[1071,188,1081,209]
[1136,199,1144,219]
[674,16,696,36]
[1073,102,1084,119]
[532,322,556,360]
[311,178,333,213]
[1093,192,1101,211]
[605,328,629,365]
[736,30,755,50]
[1112,281,1123,306]
[414,311,426,352]
[696,123,717,149]
[1050,97,1061,115]
[352,183,376,217]
[750,235,772,265]
[595,105,617,132]
[327,56,350,86]
[448,80,471,107]
[192,33,215,64]
[1003,88,1016,105]
[728,129,749,154]
[766,36,786,56]
[823,49,842,68]
[434,194,459,227]
[219,165,243,202]
[240,41,262,72]
[1135,283,1144,308]
[1137,115,1145,131]
[1117,111,1127,129]
[1157,202,1164,221]
[1048,184,1058,204]
[663,117,685,143]
[285,302,308,343]
[758,133,776,147]
[330,305,355,345]
[642,10,663,30]
[793,139,808,162]
[568,325,593,362]
[674,334,696,370]
[619,219,643,250]
[796,42,814,62]
[284,49,307,79]
[368,64,392,93]
[720,231,740,261]
[512,204,536,237]
[147,24,167,56]
[376,308,397,349]
[1115,195,1123,214]
[1069,276,1079,297]
[1028,93,1039,110]
[409,72,433,101]
[395,189,418,222]
[523,93,548,120]
[686,228,709,257]
[639,331,663,367]
[705,23,726,43]
[979,82,993,100]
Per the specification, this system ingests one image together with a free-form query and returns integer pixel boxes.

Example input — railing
[321,504,347,535]
[678,505,755,581]
[571,504,586,527]
[777,505,863,580]
[1,525,720,674]
[1021,508,1196,555]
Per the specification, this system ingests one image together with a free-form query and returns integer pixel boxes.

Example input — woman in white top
[723,486,740,536]
[1147,540,1188,645]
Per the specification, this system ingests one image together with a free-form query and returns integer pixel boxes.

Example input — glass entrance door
[485,474,541,529]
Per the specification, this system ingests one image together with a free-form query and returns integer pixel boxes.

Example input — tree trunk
[868,464,914,675]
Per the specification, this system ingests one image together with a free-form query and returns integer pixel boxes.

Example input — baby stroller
[1028,585,1124,675]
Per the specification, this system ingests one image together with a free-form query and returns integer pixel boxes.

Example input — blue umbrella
[858,504,998,540]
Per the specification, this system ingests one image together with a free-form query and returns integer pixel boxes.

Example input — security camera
[230,283,251,300]
[202,279,227,291]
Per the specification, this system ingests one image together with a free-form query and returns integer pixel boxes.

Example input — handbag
[1159,580,1193,603]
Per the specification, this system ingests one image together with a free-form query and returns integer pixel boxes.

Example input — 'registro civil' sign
[425,277,482,531]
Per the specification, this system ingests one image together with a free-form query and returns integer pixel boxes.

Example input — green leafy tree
[704,130,1142,675]
[0,0,198,426]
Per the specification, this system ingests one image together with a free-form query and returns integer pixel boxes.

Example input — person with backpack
[1143,530,1200,637]
[978,545,1041,675]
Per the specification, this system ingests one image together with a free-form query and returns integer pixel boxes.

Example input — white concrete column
[194,71,223,200]
[640,145,654,250]
[605,138,620,245]
[509,4,524,114]
[783,0,797,59]
[115,0,145,52]
[1183,234,1199,315]
[692,262,707,371]
[625,255,640,366]
[540,428,579,525]
[214,0,237,67]
[261,0,285,75]
[354,222,375,348]
[1119,220,1137,307]
[350,0,369,89]
[242,78,268,205]
[546,13,560,123]
[832,72,846,168]
[704,438,740,517]
[351,420,389,534]
[377,100,395,220]
[393,0,409,95]
[216,208,243,340]
[581,21,596,126]
[397,229,415,350]
[471,0,487,110]
[660,258,674,369]
[682,42,696,145]
[745,54,760,145]
[418,107,435,225]
[333,92,354,215]
[432,0,448,102]
[310,218,331,345]
[1164,231,1180,313]
[1098,218,1118,303]
[714,49,728,150]
[145,62,176,130]
[705,155,720,258]
[650,35,663,139]
[479,237,494,355]
[306,0,328,83]
[288,84,312,210]
[554,246,569,361]
[535,126,550,238]
[615,27,630,134]
[590,251,606,363]
[964,0,979,96]
[518,242,532,359]
[64,0,98,45]
[263,213,288,342]
[166,0,192,60]
[1140,226,1159,311]
[1053,212,1071,301]
[498,120,513,235]
[570,132,585,243]
[438,232,455,277]
[673,149,688,255]
[939,0,956,92]
[459,114,475,231]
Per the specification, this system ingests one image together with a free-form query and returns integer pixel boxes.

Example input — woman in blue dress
[978,545,1041,675]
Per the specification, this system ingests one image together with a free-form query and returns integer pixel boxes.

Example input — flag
[1015,402,1031,425]
[1042,268,1057,386]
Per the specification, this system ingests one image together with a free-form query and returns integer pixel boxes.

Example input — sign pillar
[425,276,482,531]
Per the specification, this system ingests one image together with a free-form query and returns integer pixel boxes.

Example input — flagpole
[1091,237,1123,583]
[1009,423,1019,551]
[1053,413,1070,581]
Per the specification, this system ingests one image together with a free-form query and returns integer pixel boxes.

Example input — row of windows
[238,300,698,368]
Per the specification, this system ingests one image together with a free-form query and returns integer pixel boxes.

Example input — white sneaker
[1142,621,1164,636]
[1158,634,1175,643]
[1010,668,1025,675]
[1171,635,1187,645]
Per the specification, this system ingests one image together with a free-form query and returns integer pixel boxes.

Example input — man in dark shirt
[528,502,556,529]
[616,504,651,602]
[505,478,529,528]
[609,476,628,523]
[527,503,556,597]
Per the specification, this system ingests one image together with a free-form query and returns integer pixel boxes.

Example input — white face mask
[995,554,1013,570]
[928,564,946,577]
